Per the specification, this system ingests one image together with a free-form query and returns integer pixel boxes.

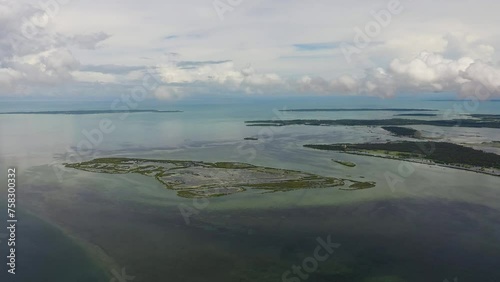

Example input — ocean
[0,96,499,281]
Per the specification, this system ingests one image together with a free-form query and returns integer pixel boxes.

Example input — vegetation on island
[279,108,436,112]
[382,126,421,138]
[304,142,500,174]
[394,113,437,117]
[244,137,259,141]
[65,158,376,198]
[469,114,500,120]
[0,110,183,115]
[342,181,376,190]
[245,116,500,129]
[333,160,356,167]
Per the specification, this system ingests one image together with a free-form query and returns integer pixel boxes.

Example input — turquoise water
[0,96,499,281]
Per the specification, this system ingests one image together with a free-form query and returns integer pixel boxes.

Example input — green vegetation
[0,110,182,115]
[382,126,421,138]
[65,158,375,198]
[244,137,259,141]
[246,116,500,129]
[304,142,500,173]
[279,108,436,112]
[394,113,437,117]
[333,160,356,167]
[470,114,500,119]
[342,181,376,190]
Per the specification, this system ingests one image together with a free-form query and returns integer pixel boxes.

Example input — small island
[341,181,376,190]
[65,158,377,198]
[333,159,356,167]
[244,137,259,141]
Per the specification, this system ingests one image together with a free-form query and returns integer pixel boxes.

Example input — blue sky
[1,0,500,100]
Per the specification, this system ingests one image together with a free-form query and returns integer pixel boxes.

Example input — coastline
[319,150,500,177]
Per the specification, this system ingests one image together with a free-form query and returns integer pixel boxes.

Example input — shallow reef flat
[65,158,375,198]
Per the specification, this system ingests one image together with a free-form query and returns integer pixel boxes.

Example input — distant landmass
[0,110,183,115]
[394,113,437,117]
[279,108,437,112]
[305,141,500,176]
[246,115,500,129]
[382,126,422,138]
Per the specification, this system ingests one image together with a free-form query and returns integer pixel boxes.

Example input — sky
[1,0,500,100]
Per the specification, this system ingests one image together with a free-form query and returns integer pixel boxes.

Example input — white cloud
[0,0,109,95]
[155,61,285,94]
[72,70,117,83]
[1,0,500,99]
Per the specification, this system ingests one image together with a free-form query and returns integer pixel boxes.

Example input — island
[0,110,183,115]
[333,160,356,167]
[382,126,422,138]
[245,116,500,129]
[304,142,500,176]
[394,113,437,117]
[279,108,436,112]
[244,137,259,141]
[65,158,377,198]
[342,181,376,190]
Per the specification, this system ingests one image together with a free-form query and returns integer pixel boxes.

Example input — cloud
[0,0,109,95]
[1,0,500,100]
[153,60,286,95]
[300,51,500,98]
[72,70,117,83]
[79,64,144,74]
[293,42,341,51]
[66,32,110,49]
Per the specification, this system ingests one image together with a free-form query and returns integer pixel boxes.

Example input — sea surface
[0,96,499,282]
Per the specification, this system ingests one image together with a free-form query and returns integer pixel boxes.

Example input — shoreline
[319,150,500,177]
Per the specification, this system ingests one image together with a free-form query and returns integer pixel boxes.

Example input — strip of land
[0,110,182,115]
[382,126,421,138]
[245,117,500,129]
[304,141,500,176]
[394,113,437,117]
[333,159,356,167]
[65,158,376,198]
[279,108,436,112]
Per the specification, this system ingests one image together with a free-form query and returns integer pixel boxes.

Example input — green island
[279,108,436,112]
[333,159,356,167]
[342,181,376,190]
[394,113,437,117]
[65,158,376,198]
[304,142,500,176]
[470,114,500,120]
[244,137,259,141]
[382,126,422,138]
[245,115,500,129]
[0,110,183,115]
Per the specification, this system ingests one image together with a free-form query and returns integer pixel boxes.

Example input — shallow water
[0,97,499,281]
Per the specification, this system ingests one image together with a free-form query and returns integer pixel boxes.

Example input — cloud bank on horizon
[1,0,500,100]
